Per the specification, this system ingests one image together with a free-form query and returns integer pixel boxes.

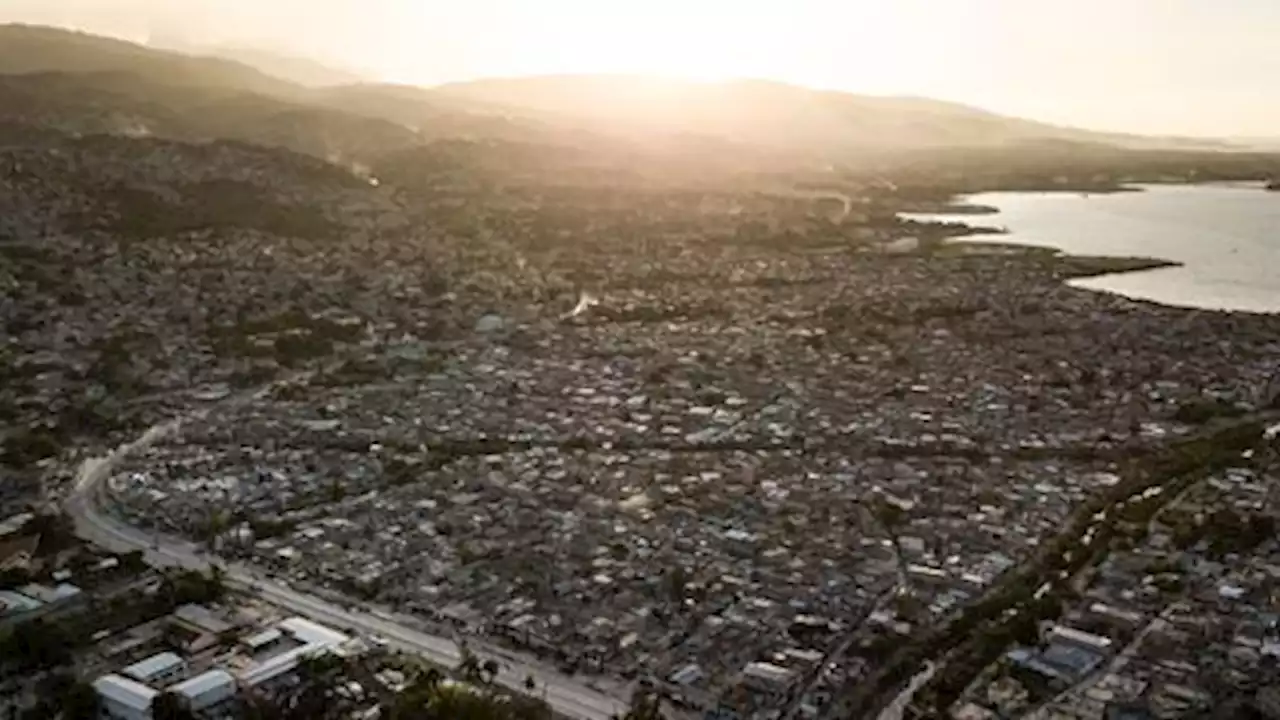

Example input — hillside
[429,75,1233,155]
[0,24,1245,177]
[153,42,369,87]
[0,24,295,97]
[0,71,423,164]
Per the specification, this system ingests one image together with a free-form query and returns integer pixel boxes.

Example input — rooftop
[93,673,159,711]
[170,669,236,709]
[122,651,185,683]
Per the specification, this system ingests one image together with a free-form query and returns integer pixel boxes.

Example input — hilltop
[0,24,293,96]
[150,39,369,88]
[428,74,1235,155]
[0,23,1236,169]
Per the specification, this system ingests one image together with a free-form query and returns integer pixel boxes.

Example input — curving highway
[64,411,626,720]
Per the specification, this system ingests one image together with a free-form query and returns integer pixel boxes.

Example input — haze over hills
[6,16,1280,720]
[0,23,1238,168]
[150,40,370,88]
[430,75,1235,155]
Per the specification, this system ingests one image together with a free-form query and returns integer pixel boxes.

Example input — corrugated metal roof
[93,674,158,709]
[243,627,284,650]
[0,590,42,614]
[237,647,307,687]
[123,651,185,682]
[171,669,236,709]
[237,618,348,688]
[173,603,233,634]
[280,617,349,647]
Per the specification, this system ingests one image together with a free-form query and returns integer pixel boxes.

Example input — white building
[122,652,187,687]
[94,616,352,717]
[236,617,351,693]
[170,669,237,717]
[1046,625,1114,653]
[741,661,797,695]
[94,674,157,720]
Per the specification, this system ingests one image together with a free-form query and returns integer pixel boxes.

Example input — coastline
[947,240,1181,279]
[899,183,1280,316]
[910,184,1140,215]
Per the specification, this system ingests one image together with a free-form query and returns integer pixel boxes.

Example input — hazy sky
[4,0,1279,137]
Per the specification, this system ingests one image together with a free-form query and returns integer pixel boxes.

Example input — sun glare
[380,0,942,91]
[347,0,989,107]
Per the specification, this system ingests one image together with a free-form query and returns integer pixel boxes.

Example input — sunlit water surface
[902,183,1280,314]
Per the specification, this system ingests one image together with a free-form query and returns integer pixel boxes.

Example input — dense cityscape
[3,22,1280,720]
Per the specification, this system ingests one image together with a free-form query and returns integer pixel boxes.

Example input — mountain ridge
[427,73,1236,154]
[0,23,1243,168]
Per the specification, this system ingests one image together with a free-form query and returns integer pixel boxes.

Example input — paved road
[64,413,626,720]
[876,662,935,720]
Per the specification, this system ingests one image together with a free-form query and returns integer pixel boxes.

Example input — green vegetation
[78,179,340,241]
[616,686,667,720]
[243,654,361,720]
[210,309,364,365]
[161,567,228,606]
[844,417,1270,717]
[0,619,74,671]
[236,655,552,720]
[1163,506,1276,558]
[1173,397,1245,425]
[0,425,61,468]
[388,674,553,720]
[152,692,198,720]
[21,673,100,720]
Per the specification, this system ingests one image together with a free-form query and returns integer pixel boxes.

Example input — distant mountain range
[429,74,1238,156]
[0,23,1246,170]
[149,39,369,88]
[1233,138,1280,152]
[0,24,292,96]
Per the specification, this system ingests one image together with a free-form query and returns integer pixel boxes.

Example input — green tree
[162,568,226,606]
[244,653,355,720]
[151,692,197,720]
[482,659,501,685]
[57,680,101,719]
[0,619,72,670]
[29,512,78,557]
[618,686,665,720]
[21,672,100,719]
[457,645,484,685]
[663,567,688,603]
[0,566,32,590]
[392,684,506,720]
[120,550,147,572]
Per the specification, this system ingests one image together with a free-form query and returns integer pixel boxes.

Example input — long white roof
[94,674,158,710]
[237,617,349,688]
[122,651,184,682]
[170,669,236,709]
[280,616,349,647]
